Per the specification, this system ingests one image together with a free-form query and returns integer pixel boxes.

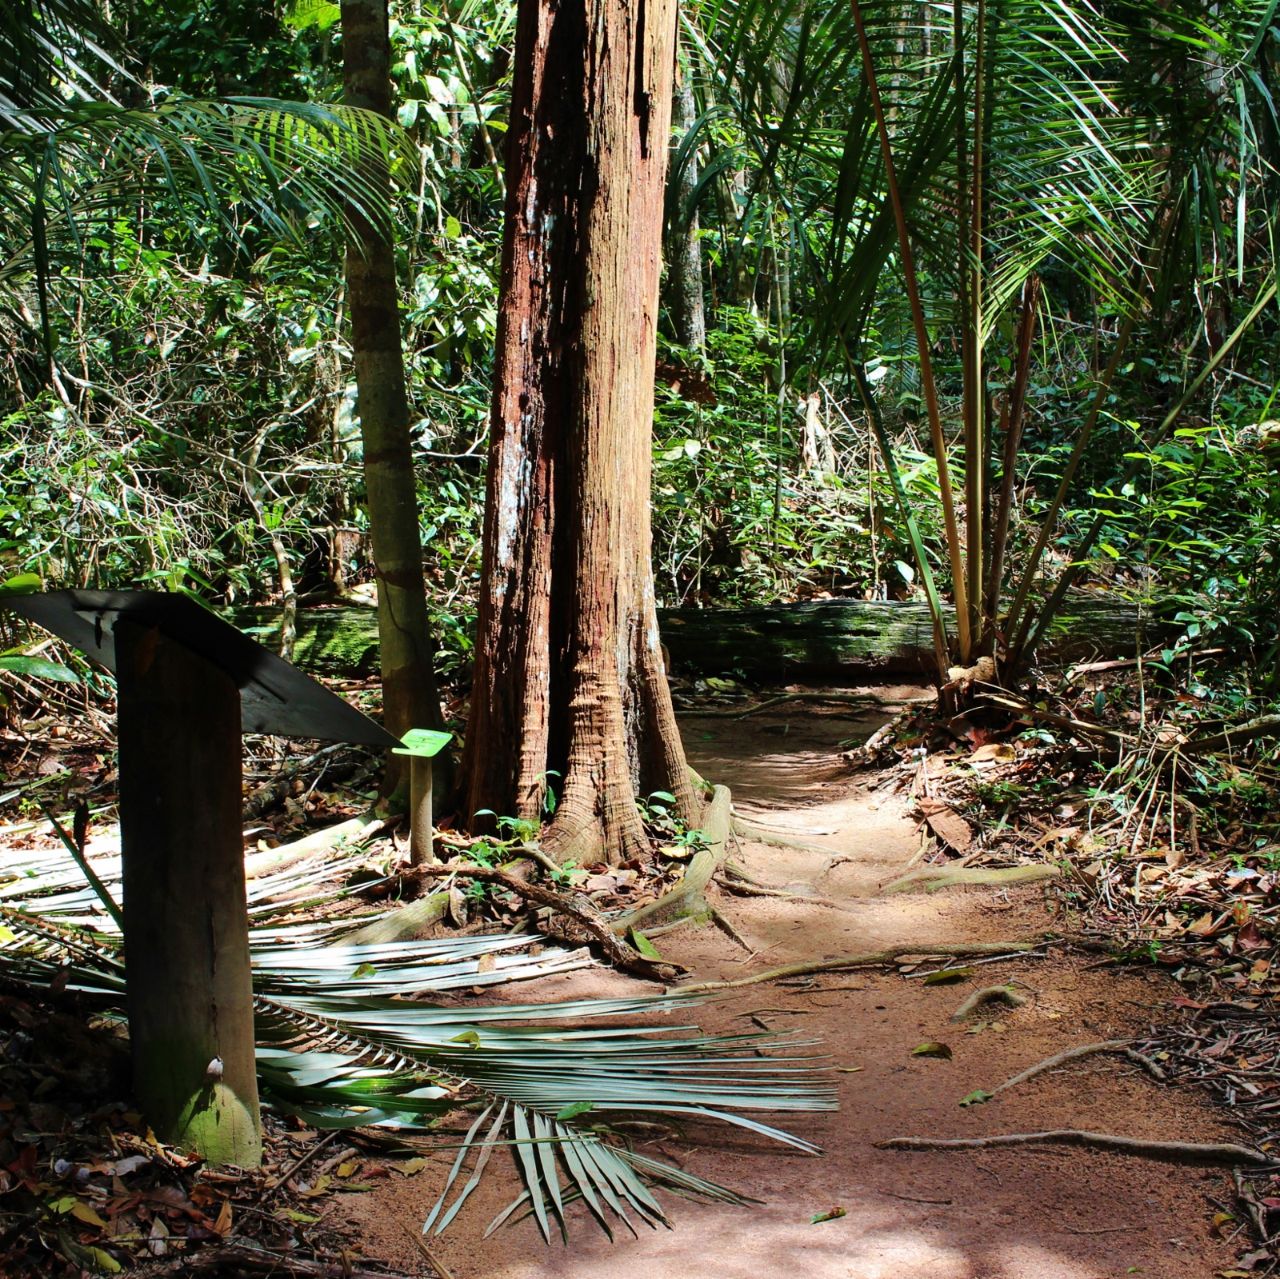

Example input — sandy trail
[347,694,1241,1279]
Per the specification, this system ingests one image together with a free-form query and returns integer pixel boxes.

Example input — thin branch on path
[418,862,676,981]
[673,941,1038,995]
[877,1130,1275,1167]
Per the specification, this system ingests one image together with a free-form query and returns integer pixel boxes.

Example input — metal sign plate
[6,590,399,748]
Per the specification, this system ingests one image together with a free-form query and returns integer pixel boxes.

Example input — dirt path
[348,694,1243,1279]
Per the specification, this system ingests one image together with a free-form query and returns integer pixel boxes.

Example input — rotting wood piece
[231,592,1156,680]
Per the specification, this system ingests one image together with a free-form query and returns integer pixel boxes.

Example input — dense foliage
[1,0,1277,687]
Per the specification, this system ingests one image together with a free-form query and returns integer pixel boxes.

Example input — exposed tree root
[990,1040,1167,1095]
[731,817,841,857]
[720,877,850,911]
[418,862,677,981]
[877,1130,1275,1167]
[951,984,1026,1021]
[882,864,1060,894]
[612,785,733,934]
[673,941,1038,995]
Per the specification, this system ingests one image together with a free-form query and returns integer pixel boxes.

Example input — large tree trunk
[460,0,698,863]
[666,42,706,352]
[341,0,446,768]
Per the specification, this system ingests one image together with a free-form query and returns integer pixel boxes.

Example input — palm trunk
[341,0,446,765]
[461,0,697,864]
[667,42,706,352]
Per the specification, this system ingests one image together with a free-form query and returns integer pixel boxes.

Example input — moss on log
[232,594,1154,680]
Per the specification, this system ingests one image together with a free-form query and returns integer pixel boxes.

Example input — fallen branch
[951,985,1026,1022]
[876,1130,1274,1168]
[419,862,675,980]
[673,941,1037,995]
[1184,713,1280,756]
[990,1040,1166,1096]
[243,814,384,879]
[882,864,1060,894]
[333,892,449,945]
[159,1243,416,1277]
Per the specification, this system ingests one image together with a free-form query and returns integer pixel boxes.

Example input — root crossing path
[349,690,1244,1279]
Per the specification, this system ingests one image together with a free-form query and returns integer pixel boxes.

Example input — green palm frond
[1,97,409,284]
[0,833,836,1240]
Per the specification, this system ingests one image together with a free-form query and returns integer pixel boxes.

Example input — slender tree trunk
[666,42,706,352]
[341,0,446,766]
[460,0,698,863]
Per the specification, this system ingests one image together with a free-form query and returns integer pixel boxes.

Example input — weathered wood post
[394,729,451,866]
[115,620,262,1167]
[5,589,403,1171]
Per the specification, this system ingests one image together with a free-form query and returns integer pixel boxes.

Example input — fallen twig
[419,861,675,980]
[877,1130,1274,1167]
[673,941,1038,995]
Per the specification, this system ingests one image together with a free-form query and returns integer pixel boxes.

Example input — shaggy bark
[460,0,697,862]
[341,0,446,764]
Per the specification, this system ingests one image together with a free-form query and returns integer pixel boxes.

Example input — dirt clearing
[345,694,1246,1279]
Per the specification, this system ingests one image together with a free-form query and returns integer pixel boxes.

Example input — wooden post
[394,729,451,868]
[409,755,434,866]
[115,621,262,1168]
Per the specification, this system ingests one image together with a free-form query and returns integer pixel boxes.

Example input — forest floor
[1,686,1275,1279]
[343,695,1260,1279]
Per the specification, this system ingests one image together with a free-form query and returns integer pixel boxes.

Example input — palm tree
[1,0,403,353]
[678,0,1280,679]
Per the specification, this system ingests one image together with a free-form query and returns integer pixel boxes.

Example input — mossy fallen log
[232,593,1155,680]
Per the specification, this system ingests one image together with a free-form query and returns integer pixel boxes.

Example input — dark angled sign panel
[6,590,399,748]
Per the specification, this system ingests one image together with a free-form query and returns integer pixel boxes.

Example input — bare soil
[345,693,1245,1279]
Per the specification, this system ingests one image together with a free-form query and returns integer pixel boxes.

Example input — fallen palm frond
[0,828,837,1239]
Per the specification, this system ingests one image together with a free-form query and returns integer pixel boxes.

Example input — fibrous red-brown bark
[461,0,697,862]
